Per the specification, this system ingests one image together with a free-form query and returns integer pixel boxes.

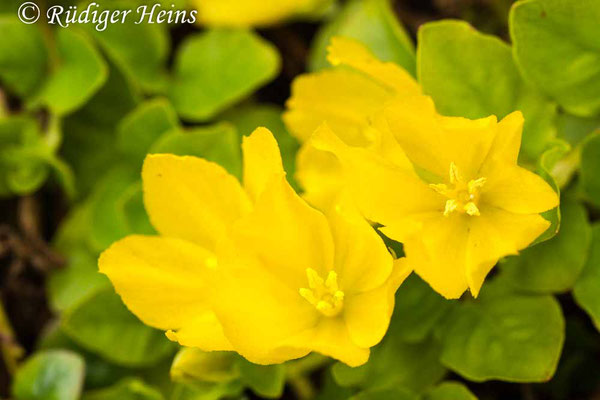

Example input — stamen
[464,202,481,216]
[432,162,487,218]
[449,162,461,184]
[468,177,487,193]
[299,268,344,317]
[444,199,458,216]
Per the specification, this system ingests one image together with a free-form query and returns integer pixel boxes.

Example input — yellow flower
[99,127,410,366]
[285,36,420,145]
[284,37,420,209]
[306,94,559,299]
[192,0,332,27]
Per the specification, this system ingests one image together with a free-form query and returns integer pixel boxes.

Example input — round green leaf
[502,197,591,293]
[350,388,417,400]
[62,288,176,367]
[423,382,477,400]
[150,123,242,178]
[418,20,557,161]
[439,290,565,382]
[580,133,600,206]
[309,0,415,75]
[48,247,110,312]
[116,99,180,161]
[237,358,285,398]
[510,0,600,117]
[169,29,280,122]
[32,28,108,115]
[88,13,169,94]
[0,17,47,97]
[332,336,446,393]
[574,224,600,332]
[12,350,85,400]
[82,379,164,400]
[390,274,452,343]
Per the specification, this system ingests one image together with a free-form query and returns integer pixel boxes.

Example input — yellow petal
[466,207,550,297]
[210,255,318,364]
[309,124,442,224]
[166,312,233,352]
[327,36,421,94]
[328,208,393,293]
[193,0,325,27]
[284,68,391,145]
[345,258,412,348]
[98,235,213,330]
[142,154,252,252]
[385,214,471,299]
[231,174,335,288]
[481,163,559,214]
[384,96,498,179]
[283,318,370,367]
[295,142,347,211]
[243,127,284,202]
[485,111,524,165]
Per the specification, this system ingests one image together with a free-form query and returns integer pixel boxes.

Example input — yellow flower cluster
[285,37,559,299]
[100,128,410,367]
[99,37,558,366]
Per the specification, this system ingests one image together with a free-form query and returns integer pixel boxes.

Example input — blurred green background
[0,0,600,399]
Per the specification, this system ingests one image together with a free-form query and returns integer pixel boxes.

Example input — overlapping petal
[143,154,252,252]
[98,235,214,330]
[344,258,411,348]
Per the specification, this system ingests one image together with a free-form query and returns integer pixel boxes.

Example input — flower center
[299,268,344,317]
[430,162,487,217]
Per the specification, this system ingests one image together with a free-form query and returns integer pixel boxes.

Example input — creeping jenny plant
[99,127,410,366]
[288,38,559,299]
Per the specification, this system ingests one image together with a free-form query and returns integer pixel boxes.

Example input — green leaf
[170,381,244,400]
[574,224,600,331]
[557,113,600,147]
[502,197,592,293]
[37,326,133,390]
[117,182,155,236]
[580,133,600,206]
[350,388,417,400]
[236,358,285,398]
[82,379,164,400]
[510,0,600,117]
[332,336,445,393]
[0,115,74,197]
[309,0,415,75]
[0,17,47,97]
[117,99,180,162]
[417,20,557,161]
[171,349,239,384]
[314,371,354,400]
[439,287,565,382]
[47,246,110,311]
[62,288,176,367]
[150,123,242,178]
[221,103,299,189]
[423,382,477,400]
[12,350,85,400]
[32,28,108,115]
[390,274,452,343]
[532,138,570,243]
[88,166,139,252]
[169,29,280,121]
[62,63,139,197]
[88,14,169,93]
